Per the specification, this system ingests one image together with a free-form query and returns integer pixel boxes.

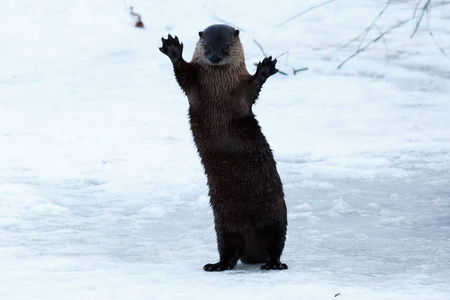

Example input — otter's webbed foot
[260,261,288,270]
[203,261,234,272]
[255,56,278,84]
[159,34,183,65]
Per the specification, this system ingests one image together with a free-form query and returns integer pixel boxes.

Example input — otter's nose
[208,54,221,64]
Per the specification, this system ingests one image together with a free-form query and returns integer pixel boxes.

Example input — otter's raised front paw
[159,34,183,65]
[203,262,234,272]
[260,261,288,270]
[255,56,278,84]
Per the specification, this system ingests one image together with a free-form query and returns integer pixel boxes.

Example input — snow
[1,0,449,299]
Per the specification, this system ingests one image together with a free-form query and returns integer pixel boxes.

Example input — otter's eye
[223,45,230,55]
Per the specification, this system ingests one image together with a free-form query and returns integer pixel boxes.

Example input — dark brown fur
[160,25,287,271]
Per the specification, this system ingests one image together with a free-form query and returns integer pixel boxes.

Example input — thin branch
[374,24,390,67]
[358,0,392,49]
[337,17,413,69]
[327,0,392,58]
[412,0,425,19]
[428,30,450,59]
[275,51,288,60]
[253,39,267,57]
[411,0,431,38]
[333,0,449,69]
[327,35,364,59]
[277,0,337,27]
[253,40,289,75]
[293,67,308,75]
[130,7,144,28]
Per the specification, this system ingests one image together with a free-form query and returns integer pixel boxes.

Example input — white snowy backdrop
[1,0,449,299]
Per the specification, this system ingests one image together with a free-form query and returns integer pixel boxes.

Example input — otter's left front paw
[255,56,278,84]
[260,261,288,270]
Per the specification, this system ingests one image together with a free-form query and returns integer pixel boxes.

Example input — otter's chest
[188,100,263,156]
[187,78,250,132]
[188,100,243,140]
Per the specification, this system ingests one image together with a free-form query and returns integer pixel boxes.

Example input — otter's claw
[160,34,183,65]
[203,262,234,272]
[255,56,278,84]
[260,261,288,270]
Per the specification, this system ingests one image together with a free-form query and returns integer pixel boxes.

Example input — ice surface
[0,0,449,299]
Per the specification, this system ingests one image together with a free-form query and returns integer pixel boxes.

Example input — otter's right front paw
[203,262,234,272]
[255,56,278,84]
[159,34,183,65]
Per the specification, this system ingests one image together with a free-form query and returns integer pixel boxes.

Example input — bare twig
[412,0,425,18]
[130,6,144,28]
[358,0,392,49]
[411,0,431,38]
[253,39,267,57]
[252,39,289,75]
[293,67,308,75]
[374,23,390,66]
[337,17,413,69]
[277,0,337,27]
[275,51,289,60]
[329,0,448,69]
[327,0,392,59]
[429,30,450,59]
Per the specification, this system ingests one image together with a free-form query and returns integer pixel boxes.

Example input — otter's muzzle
[207,54,221,64]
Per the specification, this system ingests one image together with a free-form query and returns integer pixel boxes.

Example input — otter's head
[196,24,243,66]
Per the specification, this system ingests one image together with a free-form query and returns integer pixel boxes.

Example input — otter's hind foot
[203,262,234,272]
[260,261,288,270]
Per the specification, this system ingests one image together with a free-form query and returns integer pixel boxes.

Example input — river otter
[160,24,287,271]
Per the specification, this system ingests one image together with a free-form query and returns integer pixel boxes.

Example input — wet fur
[160,25,287,271]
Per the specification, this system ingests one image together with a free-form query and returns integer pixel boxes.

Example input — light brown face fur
[190,35,250,93]
[192,35,246,70]
[191,39,250,102]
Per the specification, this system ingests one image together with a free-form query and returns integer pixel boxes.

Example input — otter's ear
[234,30,240,37]
[199,31,203,38]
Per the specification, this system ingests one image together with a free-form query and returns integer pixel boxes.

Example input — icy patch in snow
[379,216,412,226]
[329,197,359,215]
[301,180,334,190]
[289,202,320,221]
[0,183,71,220]
[138,206,167,218]
[27,203,70,218]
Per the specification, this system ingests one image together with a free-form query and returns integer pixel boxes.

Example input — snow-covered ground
[1,0,449,299]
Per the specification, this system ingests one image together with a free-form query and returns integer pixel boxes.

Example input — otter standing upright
[160,24,287,271]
